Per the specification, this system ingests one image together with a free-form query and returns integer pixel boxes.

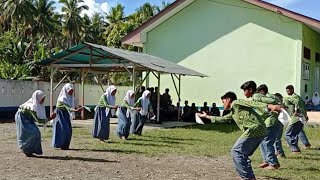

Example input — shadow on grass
[35,155,119,163]
[261,176,290,180]
[131,138,194,145]
[180,123,239,133]
[62,148,145,154]
[124,141,176,148]
[287,156,320,161]
[141,135,203,142]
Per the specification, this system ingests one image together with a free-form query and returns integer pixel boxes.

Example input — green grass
[42,123,320,179]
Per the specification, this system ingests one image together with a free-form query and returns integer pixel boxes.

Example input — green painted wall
[144,0,303,106]
[301,25,320,98]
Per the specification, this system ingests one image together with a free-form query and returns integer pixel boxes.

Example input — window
[303,63,310,80]
[304,47,311,60]
[316,52,320,63]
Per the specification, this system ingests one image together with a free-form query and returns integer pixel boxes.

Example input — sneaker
[258,162,269,168]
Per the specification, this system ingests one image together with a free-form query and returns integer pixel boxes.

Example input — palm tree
[0,0,34,32]
[32,0,57,37]
[154,1,171,14]
[59,0,89,46]
[91,13,105,44]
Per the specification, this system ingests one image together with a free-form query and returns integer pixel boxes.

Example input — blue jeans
[285,121,303,152]
[232,136,264,179]
[298,127,311,146]
[260,124,280,165]
[274,123,285,155]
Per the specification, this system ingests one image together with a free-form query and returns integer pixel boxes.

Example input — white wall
[0,79,131,107]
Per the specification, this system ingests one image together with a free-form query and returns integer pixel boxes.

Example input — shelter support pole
[94,75,105,92]
[50,67,58,116]
[81,69,85,120]
[135,71,150,94]
[53,73,69,91]
[171,74,181,121]
[178,75,181,121]
[132,64,136,91]
[157,72,161,123]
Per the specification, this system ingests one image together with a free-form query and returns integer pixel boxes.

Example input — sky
[53,0,320,21]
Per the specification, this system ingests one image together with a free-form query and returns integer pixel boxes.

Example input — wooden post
[81,69,85,120]
[157,72,161,123]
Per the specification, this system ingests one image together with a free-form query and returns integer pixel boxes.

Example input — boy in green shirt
[284,85,309,153]
[198,91,282,180]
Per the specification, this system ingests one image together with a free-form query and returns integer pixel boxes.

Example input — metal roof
[39,42,207,77]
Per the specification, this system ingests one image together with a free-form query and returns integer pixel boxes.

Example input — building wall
[0,79,130,118]
[301,25,320,99]
[144,0,302,106]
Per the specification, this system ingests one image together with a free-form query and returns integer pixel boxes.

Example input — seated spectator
[312,92,320,111]
[200,102,211,124]
[210,103,220,116]
[200,102,210,114]
[182,101,191,122]
[304,95,313,111]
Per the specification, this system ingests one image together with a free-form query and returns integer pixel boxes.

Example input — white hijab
[57,83,75,108]
[139,90,150,116]
[124,90,135,117]
[304,95,310,104]
[104,85,117,116]
[20,90,47,120]
[312,92,320,106]
[57,83,75,119]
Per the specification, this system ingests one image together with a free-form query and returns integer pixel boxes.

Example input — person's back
[230,100,267,137]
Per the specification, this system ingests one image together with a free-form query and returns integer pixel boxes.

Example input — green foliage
[0,1,172,82]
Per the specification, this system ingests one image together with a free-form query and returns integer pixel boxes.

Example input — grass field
[43,123,320,180]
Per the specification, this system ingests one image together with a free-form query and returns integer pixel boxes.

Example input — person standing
[52,83,82,150]
[117,90,140,140]
[92,85,118,142]
[284,85,309,154]
[254,84,282,170]
[198,91,282,180]
[130,90,153,135]
[15,90,56,157]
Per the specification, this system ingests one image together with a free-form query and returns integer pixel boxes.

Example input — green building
[122,0,320,106]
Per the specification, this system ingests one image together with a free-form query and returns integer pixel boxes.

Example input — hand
[113,105,119,109]
[197,112,207,118]
[50,112,56,120]
[267,105,283,113]
[75,107,84,112]
[134,107,141,111]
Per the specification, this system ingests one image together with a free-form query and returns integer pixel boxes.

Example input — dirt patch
[0,123,239,180]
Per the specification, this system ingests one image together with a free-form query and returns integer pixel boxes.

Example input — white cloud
[53,0,110,17]
[265,0,299,7]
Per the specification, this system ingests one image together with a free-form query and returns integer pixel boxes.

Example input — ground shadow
[287,156,320,161]
[124,141,176,148]
[141,135,204,142]
[35,155,119,163]
[180,123,239,133]
[260,176,290,180]
[91,149,142,154]
[132,138,194,145]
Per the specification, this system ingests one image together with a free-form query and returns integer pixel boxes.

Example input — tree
[32,0,57,37]
[59,0,89,47]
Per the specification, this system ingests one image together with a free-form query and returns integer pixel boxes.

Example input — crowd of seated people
[304,92,320,111]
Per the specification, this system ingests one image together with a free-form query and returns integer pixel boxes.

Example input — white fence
[0,79,131,108]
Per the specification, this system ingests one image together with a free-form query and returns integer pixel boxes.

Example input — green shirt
[57,100,72,112]
[210,99,267,138]
[253,93,281,127]
[20,108,47,124]
[284,93,307,125]
[97,95,113,108]
[134,97,153,112]
[122,100,134,110]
